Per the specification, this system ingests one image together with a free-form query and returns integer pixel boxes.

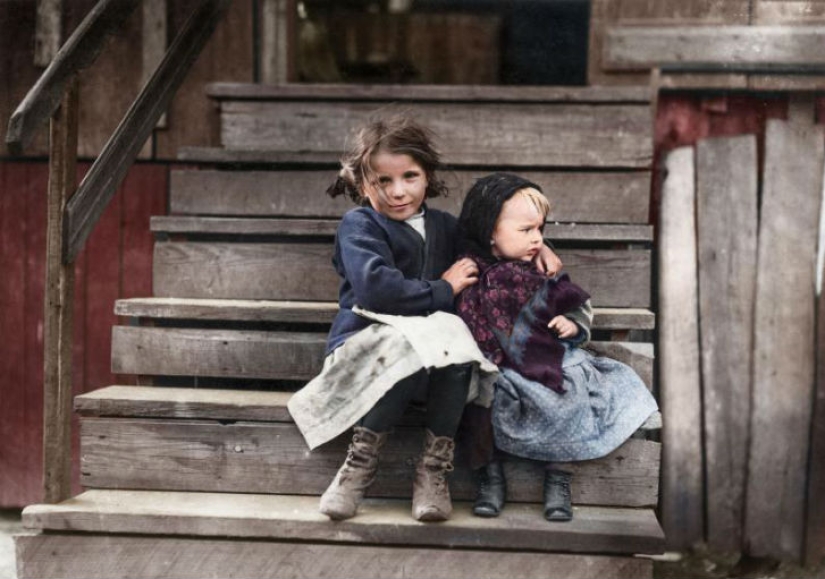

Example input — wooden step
[206,82,652,103]
[110,326,653,385]
[152,240,652,307]
[21,489,664,555]
[168,168,652,224]
[75,386,660,507]
[16,534,654,579]
[114,297,656,331]
[217,101,652,168]
[151,216,655,243]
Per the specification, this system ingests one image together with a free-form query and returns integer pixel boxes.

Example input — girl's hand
[548,315,579,339]
[534,245,562,276]
[442,258,479,295]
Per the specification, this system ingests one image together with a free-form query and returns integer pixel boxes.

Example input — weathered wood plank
[113,297,656,330]
[206,82,651,103]
[153,0,254,160]
[695,135,758,553]
[752,1,825,25]
[219,101,652,168]
[15,533,654,579]
[658,146,703,550]
[260,0,291,84]
[151,216,654,243]
[63,0,232,263]
[141,0,167,127]
[34,0,61,67]
[746,117,823,562]
[604,26,825,71]
[111,325,653,384]
[42,79,78,504]
[110,326,325,380]
[22,490,664,554]
[78,418,659,508]
[152,242,652,308]
[169,168,652,224]
[806,254,825,566]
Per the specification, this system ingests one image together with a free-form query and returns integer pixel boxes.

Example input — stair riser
[111,326,653,386]
[169,169,651,223]
[219,101,652,168]
[152,242,652,307]
[16,534,654,579]
[79,418,660,507]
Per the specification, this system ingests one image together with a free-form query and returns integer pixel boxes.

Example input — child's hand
[442,258,479,295]
[548,315,579,339]
[534,245,562,276]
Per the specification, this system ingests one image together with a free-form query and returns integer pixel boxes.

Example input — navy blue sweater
[326,205,461,354]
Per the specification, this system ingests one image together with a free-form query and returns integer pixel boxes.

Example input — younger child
[287,118,561,523]
[456,173,658,522]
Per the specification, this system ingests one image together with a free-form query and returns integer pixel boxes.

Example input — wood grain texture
[658,146,703,550]
[169,168,652,224]
[153,0,253,159]
[695,135,758,552]
[111,326,325,380]
[42,81,78,504]
[206,81,651,103]
[152,241,651,307]
[15,533,654,579]
[113,297,655,330]
[604,26,825,71]
[151,216,654,243]
[806,259,825,565]
[22,489,664,554]
[587,0,750,85]
[219,101,652,168]
[111,325,652,384]
[78,418,660,508]
[752,1,825,25]
[34,0,61,67]
[746,117,824,562]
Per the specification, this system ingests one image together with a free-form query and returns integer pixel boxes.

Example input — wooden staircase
[16,84,665,579]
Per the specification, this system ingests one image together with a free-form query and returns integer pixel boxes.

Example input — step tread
[22,490,665,555]
[151,216,655,243]
[206,82,652,104]
[76,386,660,430]
[114,297,656,330]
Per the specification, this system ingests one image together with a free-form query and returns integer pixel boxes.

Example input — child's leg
[359,369,427,433]
[320,371,426,520]
[543,464,573,522]
[425,363,472,436]
[412,363,472,522]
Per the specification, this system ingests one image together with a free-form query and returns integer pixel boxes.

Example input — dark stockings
[360,364,472,437]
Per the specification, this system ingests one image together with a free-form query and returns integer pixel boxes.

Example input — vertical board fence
[656,94,825,562]
[0,161,166,507]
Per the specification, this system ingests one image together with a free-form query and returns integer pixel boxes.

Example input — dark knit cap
[458,172,543,257]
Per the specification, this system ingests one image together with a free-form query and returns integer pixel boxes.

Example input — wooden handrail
[5,0,141,155]
[63,0,232,264]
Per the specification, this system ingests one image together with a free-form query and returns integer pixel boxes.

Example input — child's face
[491,190,546,261]
[362,152,428,221]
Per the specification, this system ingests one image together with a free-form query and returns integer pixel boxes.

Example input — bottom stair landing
[18,490,664,579]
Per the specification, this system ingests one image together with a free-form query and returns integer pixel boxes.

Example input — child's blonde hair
[326,114,448,204]
[517,187,552,220]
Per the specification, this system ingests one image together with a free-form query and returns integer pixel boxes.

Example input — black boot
[543,469,572,522]
[473,460,506,517]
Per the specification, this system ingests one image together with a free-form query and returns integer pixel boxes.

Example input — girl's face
[362,152,428,221]
[491,190,546,261]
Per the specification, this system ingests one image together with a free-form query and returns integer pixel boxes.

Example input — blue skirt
[492,344,658,463]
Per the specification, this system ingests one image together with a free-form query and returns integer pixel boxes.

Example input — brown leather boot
[412,429,455,522]
[319,426,388,520]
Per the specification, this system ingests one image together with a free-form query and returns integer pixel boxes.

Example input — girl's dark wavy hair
[326,114,448,204]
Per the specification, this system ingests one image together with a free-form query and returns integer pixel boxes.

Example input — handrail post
[42,76,78,504]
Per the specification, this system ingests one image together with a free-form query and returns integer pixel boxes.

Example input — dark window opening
[297,0,590,86]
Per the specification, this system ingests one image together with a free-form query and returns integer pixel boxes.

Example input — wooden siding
[0,162,166,507]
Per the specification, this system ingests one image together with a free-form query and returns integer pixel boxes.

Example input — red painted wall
[0,161,166,507]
